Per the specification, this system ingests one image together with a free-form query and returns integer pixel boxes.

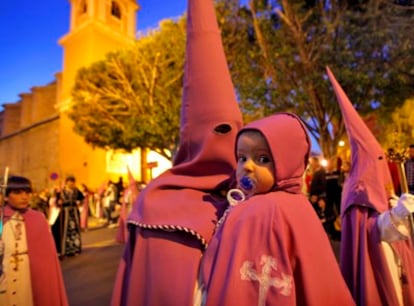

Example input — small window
[79,0,87,14]
[111,1,122,19]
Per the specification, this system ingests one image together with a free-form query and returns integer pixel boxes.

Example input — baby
[199,112,355,306]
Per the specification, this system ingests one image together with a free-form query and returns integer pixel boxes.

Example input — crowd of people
[304,142,414,245]
[304,155,348,241]
[1,0,414,305]
[22,175,140,258]
[0,173,140,305]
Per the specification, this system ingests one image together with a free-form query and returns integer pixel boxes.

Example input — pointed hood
[128,0,242,245]
[115,167,138,244]
[126,166,138,203]
[326,67,393,213]
[173,0,243,174]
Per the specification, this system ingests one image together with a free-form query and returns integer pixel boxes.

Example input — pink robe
[340,207,414,306]
[112,188,228,306]
[80,194,89,230]
[201,192,355,305]
[115,190,131,244]
[3,205,69,306]
[116,172,138,244]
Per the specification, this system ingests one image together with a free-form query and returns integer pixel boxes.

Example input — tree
[69,18,186,161]
[217,0,414,157]
[380,98,414,150]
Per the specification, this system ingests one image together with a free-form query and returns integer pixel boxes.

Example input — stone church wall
[0,82,60,191]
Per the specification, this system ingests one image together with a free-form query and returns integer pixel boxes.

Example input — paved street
[61,225,124,306]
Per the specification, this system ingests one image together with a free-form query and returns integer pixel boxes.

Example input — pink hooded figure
[79,185,90,231]
[111,0,243,305]
[326,67,414,306]
[115,168,138,244]
[199,113,355,306]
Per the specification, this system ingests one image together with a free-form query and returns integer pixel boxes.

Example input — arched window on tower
[111,1,122,19]
[79,0,87,15]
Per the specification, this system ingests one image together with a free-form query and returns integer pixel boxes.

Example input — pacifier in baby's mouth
[240,176,254,192]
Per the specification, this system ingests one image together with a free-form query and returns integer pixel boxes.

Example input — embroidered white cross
[240,255,292,306]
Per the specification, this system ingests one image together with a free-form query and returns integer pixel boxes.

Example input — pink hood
[128,0,243,245]
[238,112,310,194]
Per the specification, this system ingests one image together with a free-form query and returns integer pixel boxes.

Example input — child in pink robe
[199,113,355,306]
[0,175,68,306]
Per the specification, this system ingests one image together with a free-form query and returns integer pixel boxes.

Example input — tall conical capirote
[326,67,393,213]
[129,0,243,230]
[172,0,243,178]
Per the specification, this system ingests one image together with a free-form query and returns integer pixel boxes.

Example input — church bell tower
[56,0,139,187]
[59,0,139,107]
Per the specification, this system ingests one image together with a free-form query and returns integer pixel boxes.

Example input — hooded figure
[326,67,414,306]
[115,167,138,244]
[110,0,243,305]
[200,113,355,306]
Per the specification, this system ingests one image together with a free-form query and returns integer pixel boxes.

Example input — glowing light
[338,140,345,147]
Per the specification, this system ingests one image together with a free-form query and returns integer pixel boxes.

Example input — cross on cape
[240,255,292,306]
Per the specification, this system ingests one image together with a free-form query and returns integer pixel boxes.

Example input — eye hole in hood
[214,123,232,135]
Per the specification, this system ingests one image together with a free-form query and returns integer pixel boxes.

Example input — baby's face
[236,131,275,197]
